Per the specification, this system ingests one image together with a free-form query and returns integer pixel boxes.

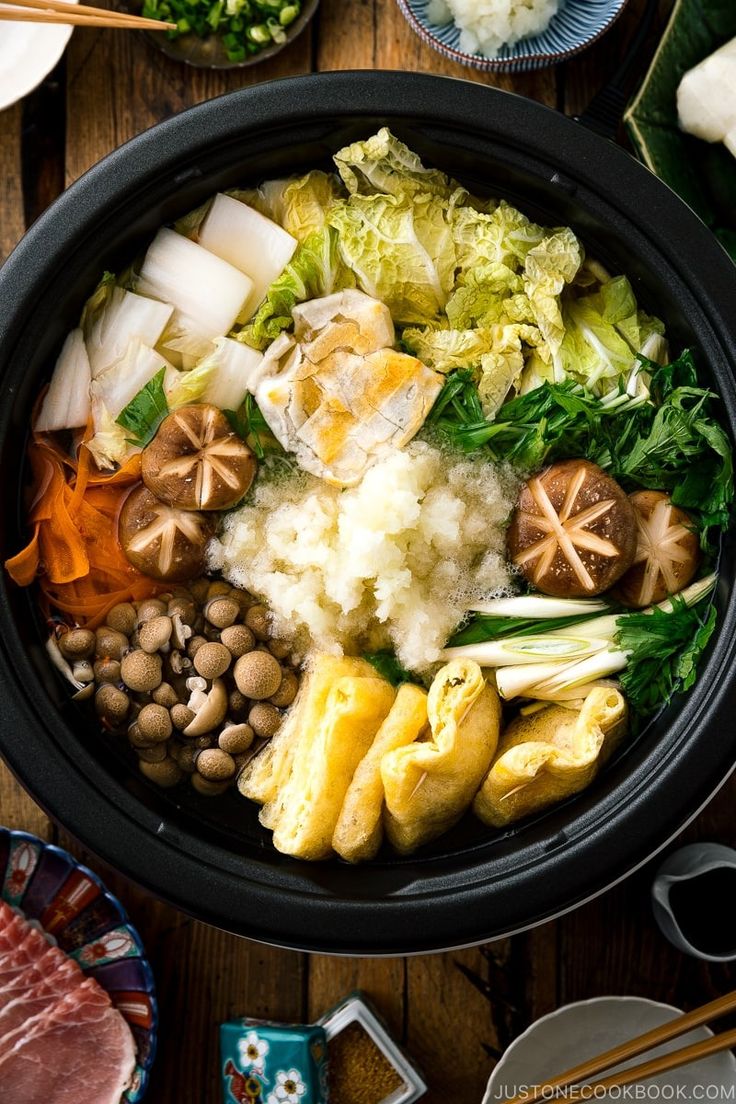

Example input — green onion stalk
[443,574,716,702]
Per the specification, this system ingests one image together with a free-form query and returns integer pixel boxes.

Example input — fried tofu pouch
[381,659,501,855]
[473,687,628,829]
[270,673,396,860]
[237,654,375,816]
[332,683,430,864]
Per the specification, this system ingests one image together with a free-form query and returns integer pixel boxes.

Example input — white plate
[0,3,78,112]
[484,997,736,1103]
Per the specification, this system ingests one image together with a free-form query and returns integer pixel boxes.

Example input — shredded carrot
[4,434,159,628]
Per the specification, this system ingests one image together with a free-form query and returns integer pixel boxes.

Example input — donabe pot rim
[1,72,736,955]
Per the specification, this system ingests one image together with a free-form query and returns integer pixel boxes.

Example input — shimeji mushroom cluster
[54,579,299,796]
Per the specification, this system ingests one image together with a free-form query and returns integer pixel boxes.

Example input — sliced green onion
[654,573,715,612]
[531,650,628,697]
[554,614,619,641]
[247,21,270,41]
[453,573,717,705]
[521,679,621,703]
[493,660,581,700]
[443,635,608,666]
[467,594,609,618]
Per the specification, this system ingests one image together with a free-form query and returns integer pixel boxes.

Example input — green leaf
[429,349,734,545]
[524,226,584,362]
[224,394,283,461]
[559,276,661,391]
[230,170,342,242]
[328,188,458,325]
[334,127,457,201]
[616,597,718,716]
[363,650,423,687]
[115,367,169,447]
[235,226,355,350]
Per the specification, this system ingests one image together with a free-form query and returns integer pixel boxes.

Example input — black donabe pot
[1,73,736,955]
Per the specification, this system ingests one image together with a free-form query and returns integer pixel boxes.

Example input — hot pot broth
[5,129,732,865]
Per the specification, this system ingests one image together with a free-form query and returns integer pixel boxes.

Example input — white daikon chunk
[138,228,254,343]
[198,194,297,318]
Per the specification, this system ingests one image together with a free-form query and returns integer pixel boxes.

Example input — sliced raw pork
[0,956,82,1041]
[0,901,137,1103]
[0,925,55,986]
[0,979,136,1104]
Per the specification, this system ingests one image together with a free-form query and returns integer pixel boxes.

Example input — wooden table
[2,1,736,1100]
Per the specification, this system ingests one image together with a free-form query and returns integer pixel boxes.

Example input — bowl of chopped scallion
[136,0,318,68]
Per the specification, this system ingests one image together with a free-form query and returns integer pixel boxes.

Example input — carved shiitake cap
[508,459,637,598]
[141,404,256,512]
[616,491,700,608]
[119,485,215,583]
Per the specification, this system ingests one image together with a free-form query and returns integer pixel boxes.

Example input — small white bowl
[484,996,736,1103]
[0,6,77,113]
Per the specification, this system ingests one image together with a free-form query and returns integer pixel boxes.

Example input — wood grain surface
[1,1,735,1101]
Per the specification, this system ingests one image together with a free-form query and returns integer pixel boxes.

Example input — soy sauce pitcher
[652,843,736,962]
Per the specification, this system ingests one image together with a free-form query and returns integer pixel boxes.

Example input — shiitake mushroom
[616,491,701,608]
[141,405,256,512]
[507,459,637,598]
[119,486,215,583]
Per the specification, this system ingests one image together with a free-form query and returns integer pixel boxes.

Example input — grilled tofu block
[251,289,443,486]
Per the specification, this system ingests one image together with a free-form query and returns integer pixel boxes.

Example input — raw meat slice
[0,944,63,998]
[0,956,82,1042]
[0,926,53,986]
[0,942,68,996]
[0,926,47,972]
[0,901,16,936]
[0,977,136,1104]
[0,906,29,953]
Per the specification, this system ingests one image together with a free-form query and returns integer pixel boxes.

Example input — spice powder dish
[319,993,426,1104]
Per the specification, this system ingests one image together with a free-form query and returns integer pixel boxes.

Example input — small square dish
[319,992,426,1104]
[624,0,736,263]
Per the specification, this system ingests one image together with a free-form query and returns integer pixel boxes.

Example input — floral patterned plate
[0,827,157,1102]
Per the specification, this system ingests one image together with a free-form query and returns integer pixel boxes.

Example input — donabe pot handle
[573,0,661,141]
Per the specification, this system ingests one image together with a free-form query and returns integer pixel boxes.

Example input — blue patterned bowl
[395,0,630,72]
[0,827,157,1102]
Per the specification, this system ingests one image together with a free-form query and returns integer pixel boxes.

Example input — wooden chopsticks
[502,990,736,1104]
[0,0,175,29]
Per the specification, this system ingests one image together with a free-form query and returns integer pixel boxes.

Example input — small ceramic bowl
[652,842,736,962]
[0,4,77,112]
[138,0,319,70]
[395,0,629,73]
[0,827,157,1103]
[483,996,736,1103]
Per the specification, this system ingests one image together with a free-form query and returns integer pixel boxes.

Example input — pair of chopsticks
[0,0,175,29]
[503,990,736,1103]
